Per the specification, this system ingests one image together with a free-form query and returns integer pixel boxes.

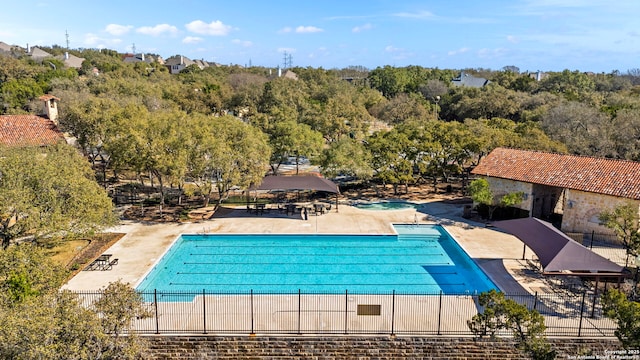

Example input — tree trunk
[153,171,164,216]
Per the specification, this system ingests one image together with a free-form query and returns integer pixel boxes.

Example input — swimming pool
[136,224,497,297]
[353,201,421,210]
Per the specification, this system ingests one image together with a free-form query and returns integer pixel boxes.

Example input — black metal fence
[73,290,617,337]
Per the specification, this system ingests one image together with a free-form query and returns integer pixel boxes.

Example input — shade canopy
[252,175,339,194]
[490,217,624,274]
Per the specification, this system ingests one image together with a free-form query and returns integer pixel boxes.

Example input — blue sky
[1,0,639,73]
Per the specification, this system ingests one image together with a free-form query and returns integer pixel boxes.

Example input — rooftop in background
[451,71,490,88]
[472,147,640,200]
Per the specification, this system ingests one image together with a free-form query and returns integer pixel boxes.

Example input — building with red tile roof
[471,147,640,235]
[0,95,65,147]
[0,114,65,147]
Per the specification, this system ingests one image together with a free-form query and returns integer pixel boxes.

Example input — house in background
[123,53,164,64]
[451,71,490,88]
[471,147,640,236]
[527,71,548,81]
[165,55,214,74]
[0,41,13,53]
[281,69,298,80]
[0,95,66,147]
[57,51,85,69]
[164,55,195,74]
[27,45,53,60]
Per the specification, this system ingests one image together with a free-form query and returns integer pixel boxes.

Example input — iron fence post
[391,290,396,336]
[437,290,443,335]
[578,291,586,337]
[250,289,255,335]
[154,290,159,334]
[297,289,302,335]
[344,290,348,335]
[202,289,207,334]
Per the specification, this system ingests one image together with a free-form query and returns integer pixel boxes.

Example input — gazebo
[251,175,340,211]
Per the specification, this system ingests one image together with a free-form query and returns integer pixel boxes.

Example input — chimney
[26,43,30,53]
[40,95,59,123]
[278,66,282,77]
[141,53,145,61]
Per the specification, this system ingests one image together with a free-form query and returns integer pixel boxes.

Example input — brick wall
[145,336,622,359]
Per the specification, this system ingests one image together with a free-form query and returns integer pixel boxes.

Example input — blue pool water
[353,201,421,210]
[136,224,497,296]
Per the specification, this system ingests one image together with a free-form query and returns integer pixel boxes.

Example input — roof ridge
[473,147,640,200]
[494,147,640,165]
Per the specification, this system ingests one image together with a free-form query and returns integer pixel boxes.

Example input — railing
[73,290,616,337]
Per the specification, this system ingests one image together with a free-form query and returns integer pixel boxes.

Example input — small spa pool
[136,224,497,298]
[352,201,421,210]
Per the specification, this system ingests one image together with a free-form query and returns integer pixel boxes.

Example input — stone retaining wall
[145,336,622,359]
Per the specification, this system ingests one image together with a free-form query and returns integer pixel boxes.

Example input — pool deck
[63,200,553,294]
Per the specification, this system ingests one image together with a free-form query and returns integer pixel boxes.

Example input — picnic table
[84,254,118,271]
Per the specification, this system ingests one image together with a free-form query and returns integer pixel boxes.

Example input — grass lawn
[46,239,91,266]
[45,233,126,275]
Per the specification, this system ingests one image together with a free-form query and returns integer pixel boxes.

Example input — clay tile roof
[471,147,640,200]
[38,94,60,101]
[0,115,65,147]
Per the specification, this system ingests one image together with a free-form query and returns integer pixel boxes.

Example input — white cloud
[185,20,232,36]
[507,35,519,43]
[105,24,133,36]
[448,47,469,55]
[295,26,323,33]
[182,36,203,44]
[385,45,402,52]
[83,33,101,46]
[83,33,122,47]
[277,47,296,53]
[352,23,372,33]
[393,10,434,19]
[278,27,292,34]
[309,46,330,59]
[136,24,178,36]
[477,48,508,58]
[231,39,253,47]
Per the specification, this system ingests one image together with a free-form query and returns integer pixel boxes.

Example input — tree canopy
[0,245,149,359]
[0,144,117,248]
[1,48,639,204]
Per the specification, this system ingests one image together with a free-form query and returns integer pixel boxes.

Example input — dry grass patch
[45,233,126,278]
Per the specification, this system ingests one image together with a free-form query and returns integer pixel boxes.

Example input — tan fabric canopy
[491,217,624,275]
[252,175,339,194]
